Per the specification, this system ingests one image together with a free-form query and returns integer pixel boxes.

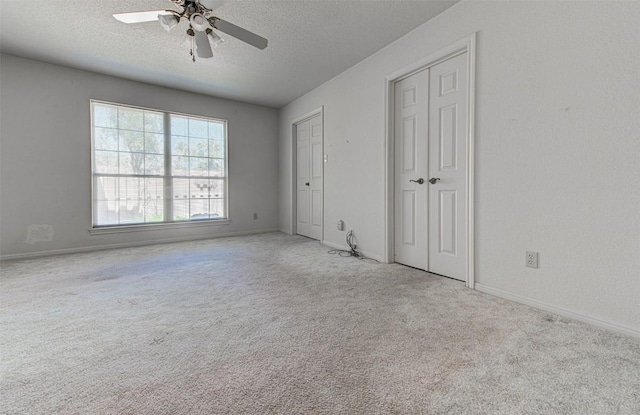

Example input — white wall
[0,54,279,258]
[279,1,640,333]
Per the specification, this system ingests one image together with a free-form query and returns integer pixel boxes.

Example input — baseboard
[322,240,385,263]
[0,228,281,261]
[475,283,640,340]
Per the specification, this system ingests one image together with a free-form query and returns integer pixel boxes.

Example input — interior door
[394,69,429,269]
[427,52,468,281]
[296,114,323,240]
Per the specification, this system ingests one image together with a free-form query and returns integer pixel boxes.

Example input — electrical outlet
[526,251,539,268]
[337,220,344,231]
[253,213,258,220]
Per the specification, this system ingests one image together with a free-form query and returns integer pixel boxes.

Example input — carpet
[1,232,639,414]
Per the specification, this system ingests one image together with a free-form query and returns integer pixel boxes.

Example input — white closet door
[394,69,429,270]
[428,52,468,281]
[296,114,322,240]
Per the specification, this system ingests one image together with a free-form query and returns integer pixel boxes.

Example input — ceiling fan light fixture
[158,14,179,32]
[190,13,209,31]
[113,3,268,61]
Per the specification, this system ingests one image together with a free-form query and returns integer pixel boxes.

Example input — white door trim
[291,106,324,242]
[384,33,476,289]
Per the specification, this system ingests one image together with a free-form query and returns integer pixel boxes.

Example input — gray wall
[279,1,640,334]
[0,54,279,257]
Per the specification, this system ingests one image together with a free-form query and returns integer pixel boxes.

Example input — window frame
[89,99,230,233]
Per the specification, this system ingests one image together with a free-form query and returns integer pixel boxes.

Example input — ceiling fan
[113,0,268,61]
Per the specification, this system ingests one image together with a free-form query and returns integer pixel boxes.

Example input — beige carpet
[1,232,639,414]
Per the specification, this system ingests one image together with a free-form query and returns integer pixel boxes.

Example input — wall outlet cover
[526,251,539,268]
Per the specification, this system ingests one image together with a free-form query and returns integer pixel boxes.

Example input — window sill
[89,219,231,235]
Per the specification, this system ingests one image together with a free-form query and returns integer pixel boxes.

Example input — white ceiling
[0,0,460,108]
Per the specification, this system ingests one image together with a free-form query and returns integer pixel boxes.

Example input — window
[91,101,227,228]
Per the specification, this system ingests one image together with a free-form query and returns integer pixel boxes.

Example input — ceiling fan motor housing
[190,13,209,31]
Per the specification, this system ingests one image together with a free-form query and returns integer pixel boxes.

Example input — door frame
[290,106,324,241]
[384,33,477,288]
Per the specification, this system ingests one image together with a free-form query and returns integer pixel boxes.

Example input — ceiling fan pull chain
[187,27,196,62]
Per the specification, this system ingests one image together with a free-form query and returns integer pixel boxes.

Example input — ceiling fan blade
[195,31,214,58]
[198,0,225,10]
[113,10,172,24]
[210,17,268,50]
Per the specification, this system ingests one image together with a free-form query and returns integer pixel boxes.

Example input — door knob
[409,178,425,184]
[428,178,441,184]
[305,182,310,186]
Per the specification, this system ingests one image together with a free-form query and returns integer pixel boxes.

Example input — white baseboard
[0,228,281,261]
[322,240,385,263]
[475,283,640,340]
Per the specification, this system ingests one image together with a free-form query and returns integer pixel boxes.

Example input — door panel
[402,190,416,246]
[311,142,322,178]
[403,116,417,172]
[312,190,322,227]
[297,140,309,180]
[297,188,309,224]
[428,52,468,281]
[438,189,457,255]
[394,70,429,270]
[439,104,457,170]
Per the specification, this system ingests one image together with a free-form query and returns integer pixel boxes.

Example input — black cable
[328,230,378,262]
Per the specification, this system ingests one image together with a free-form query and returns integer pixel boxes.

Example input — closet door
[427,52,468,281]
[296,114,323,240]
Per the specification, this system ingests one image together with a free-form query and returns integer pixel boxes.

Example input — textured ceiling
[0,0,460,108]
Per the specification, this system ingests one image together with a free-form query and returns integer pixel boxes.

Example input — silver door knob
[409,178,425,184]
[428,178,441,184]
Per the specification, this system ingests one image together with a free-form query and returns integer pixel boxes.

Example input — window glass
[91,102,227,227]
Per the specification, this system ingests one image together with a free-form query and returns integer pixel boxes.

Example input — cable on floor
[328,230,378,262]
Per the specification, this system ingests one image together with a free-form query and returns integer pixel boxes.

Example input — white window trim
[89,219,231,235]
[89,99,229,233]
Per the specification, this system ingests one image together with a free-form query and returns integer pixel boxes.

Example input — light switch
[324,154,328,163]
